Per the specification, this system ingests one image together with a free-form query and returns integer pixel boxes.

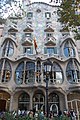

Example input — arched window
[15,61,35,85]
[49,93,59,114]
[15,62,24,85]
[64,41,75,57]
[18,92,30,110]
[2,40,14,57]
[43,62,63,84]
[33,91,45,111]
[52,62,63,84]
[25,62,35,83]
[0,60,12,83]
[66,60,80,83]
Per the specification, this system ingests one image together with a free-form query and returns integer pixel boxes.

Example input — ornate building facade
[0,0,80,117]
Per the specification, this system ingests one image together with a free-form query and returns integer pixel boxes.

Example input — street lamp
[44,60,53,118]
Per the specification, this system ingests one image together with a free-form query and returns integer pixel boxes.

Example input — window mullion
[6,42,10,56]
[4,41,9,57]
[1,60,6,82]
[23,61,26,84]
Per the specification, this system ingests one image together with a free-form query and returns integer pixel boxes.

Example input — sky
[31,0,51,3]
[0,0,61,18]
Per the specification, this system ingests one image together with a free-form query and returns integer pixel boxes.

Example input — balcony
[22,35,33,46]
[44,36,56,46]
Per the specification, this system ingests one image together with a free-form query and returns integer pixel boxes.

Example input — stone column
[30,93,33,110]
[65,94,68,110]
[23,61,26,84]
[75,100,79,120]
[9,94,14,112]
[71,101,73,109]
[35,62,37,84]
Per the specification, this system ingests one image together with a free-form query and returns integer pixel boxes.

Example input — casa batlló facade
[0,0,80,117]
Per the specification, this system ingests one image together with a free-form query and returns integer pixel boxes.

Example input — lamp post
[44,60,52,118]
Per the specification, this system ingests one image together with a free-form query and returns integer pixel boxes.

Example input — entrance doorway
[0,99,6,112]
[49,93,59,116]
[33,91,45,112]
[18,92,30,111]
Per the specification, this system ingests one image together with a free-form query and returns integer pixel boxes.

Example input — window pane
[25,33,31,37]
[64,41,75,57]
[47,47,57,54]
[27,12,33,18]
[45,12,51,18]
[56,72,62,80]
[1,61,11,83]
[44,47,47,54]
[15,62,24,85]
[25,62,35,83]
[64,48,69,57]
[24,47,33,54]
[18,93,30,110]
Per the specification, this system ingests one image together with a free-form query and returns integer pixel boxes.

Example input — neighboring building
[0,0,80,117]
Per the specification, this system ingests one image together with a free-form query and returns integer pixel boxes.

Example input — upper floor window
[44,47,57,55]
[46,33,53,38]
[2,40,14,57]
[0,60,11,83]
[23,47,33,54]
[66,60,80,84]
[45,12,51,19]
[46,21,52,27]
[27,12,33,19]
[64,41,75,57]
[25,33,32,38]
[9,32,16,37]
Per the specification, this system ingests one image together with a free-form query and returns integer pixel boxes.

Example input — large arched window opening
[43,62,63,84]
[18,92,30,111]
[25,62,35,83]
[64,41,75,57]
[49,93,59,114]
[33,91,45,112]
[15,62,24,85]
[0,60,11,83]
[52,62,63,84]
[66,60,80,83]
[15,61,35,85]
[2,40,14,57]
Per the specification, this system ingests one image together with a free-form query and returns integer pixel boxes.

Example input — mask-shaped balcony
[44,26,54,32]
[44,36,56,46]
[8,26,18,39]
[22,35,33,46]
[60,27,70,37]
